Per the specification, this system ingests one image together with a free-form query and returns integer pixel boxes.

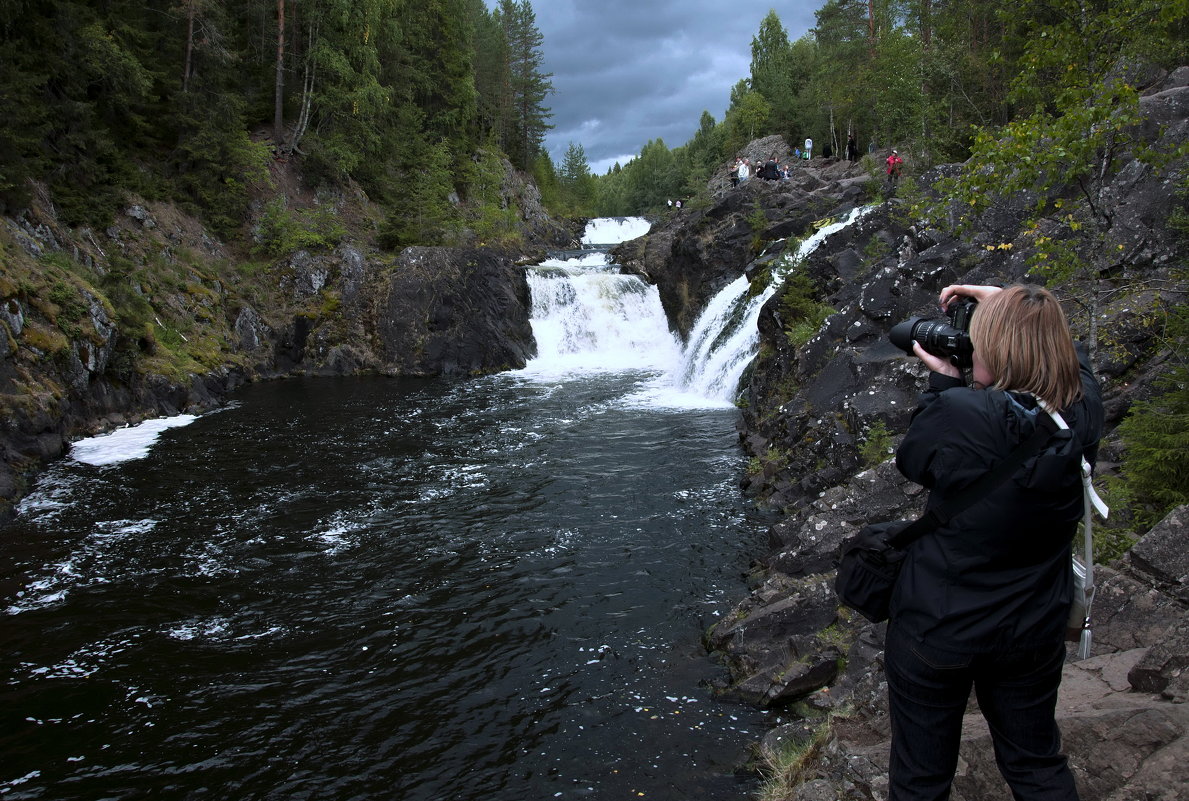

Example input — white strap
[1040,404,1110,521]
[1035,400,1107,660]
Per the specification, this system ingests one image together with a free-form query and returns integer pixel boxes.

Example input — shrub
[1115,303,1189,533]
[780,271,834,347]
[860,419,893,467]
[254,199,347,257]
[1117,367,1189,531]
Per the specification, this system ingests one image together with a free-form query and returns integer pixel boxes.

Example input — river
[0,214,868,799]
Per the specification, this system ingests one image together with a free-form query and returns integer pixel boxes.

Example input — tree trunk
[867,0,876,60]
[273,0,285,146]
[290,24,317,154]
[182,1,195,92]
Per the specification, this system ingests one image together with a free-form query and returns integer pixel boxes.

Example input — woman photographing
[887,284,1104,800]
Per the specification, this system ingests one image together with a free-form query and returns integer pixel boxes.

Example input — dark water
[1,372,775,800]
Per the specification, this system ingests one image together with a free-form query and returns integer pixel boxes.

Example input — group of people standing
[727,134,904,191]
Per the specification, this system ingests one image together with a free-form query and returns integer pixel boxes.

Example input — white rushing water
[521,208,871,407]
[677,206,873,400]
[580,216,652,246]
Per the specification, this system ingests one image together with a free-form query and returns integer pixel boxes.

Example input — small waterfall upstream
[521,208,871,403]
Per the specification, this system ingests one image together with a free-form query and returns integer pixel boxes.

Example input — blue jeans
[885,626,1079,801]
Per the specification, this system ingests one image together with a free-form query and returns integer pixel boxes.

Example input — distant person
[804,137,813,160]
[730,159,740,187]
[781,164,790,180]
[886,149,904,186]
[846,133,859,162]
[738,159,751,182]
[793,146,801,160]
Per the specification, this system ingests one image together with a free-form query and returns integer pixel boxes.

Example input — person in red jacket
[886,149,904,181]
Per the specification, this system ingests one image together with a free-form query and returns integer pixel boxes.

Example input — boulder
[1128,610,1189,698]
[1122,505,1189,602]
[1090,565,1186,654]
[377,246,535,375]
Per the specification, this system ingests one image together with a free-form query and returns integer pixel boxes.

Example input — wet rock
[233,305,269,353]
[377,246,535,375]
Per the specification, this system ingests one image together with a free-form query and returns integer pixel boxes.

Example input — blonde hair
[968,284,1083,410]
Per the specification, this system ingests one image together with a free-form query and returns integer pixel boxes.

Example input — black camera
[889,298,977,368]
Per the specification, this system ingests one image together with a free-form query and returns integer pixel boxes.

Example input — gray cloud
[522,1,819,173]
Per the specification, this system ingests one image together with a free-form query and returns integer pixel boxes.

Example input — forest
[582,0,1188,217]
[0,0,553,247]
[3,1,1185,235]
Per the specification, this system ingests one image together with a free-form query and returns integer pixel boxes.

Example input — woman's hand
[912,341,961,378]
[939,284,1001,310]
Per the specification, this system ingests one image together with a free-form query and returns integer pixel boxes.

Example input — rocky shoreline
[0,160,580,517]
[614,71,1188,798]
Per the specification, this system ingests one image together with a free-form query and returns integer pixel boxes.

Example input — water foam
[70,414,199,466]
[580,217,652,246]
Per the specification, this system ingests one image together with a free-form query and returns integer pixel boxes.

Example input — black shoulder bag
[835,417,1062,623]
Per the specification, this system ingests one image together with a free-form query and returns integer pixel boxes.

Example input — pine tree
[498,0,553,171]
[750,11,795,135]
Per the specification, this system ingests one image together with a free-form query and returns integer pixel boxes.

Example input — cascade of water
[676,206,873,402]
[519,209,871,405]
[520,220,682,378]
[580,217,653,246]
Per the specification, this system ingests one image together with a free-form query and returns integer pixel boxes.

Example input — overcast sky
[487,1,819,174]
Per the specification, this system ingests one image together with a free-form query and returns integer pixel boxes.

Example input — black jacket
[891,345,1103,652]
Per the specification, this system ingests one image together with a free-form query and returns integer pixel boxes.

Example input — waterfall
[519,208,870,406]
[519,248,682,379]
[677,206,872,402]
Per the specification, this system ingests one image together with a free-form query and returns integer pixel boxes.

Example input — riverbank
[623,69,1187,799]
[0,156,580,517]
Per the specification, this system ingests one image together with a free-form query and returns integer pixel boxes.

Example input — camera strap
[1036,398,1110,660]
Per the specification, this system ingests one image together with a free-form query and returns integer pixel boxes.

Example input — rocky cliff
[617,70,1188,798]
[0,157,578,515]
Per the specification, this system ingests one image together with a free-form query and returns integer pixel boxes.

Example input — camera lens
[889,316,973,367]
[889,317,924,353]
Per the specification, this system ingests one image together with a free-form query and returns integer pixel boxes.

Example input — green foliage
[756,716,834,801]
[174,105,273,238]
[47,280,87,323]
[725,87,772,155]
[780,270,834,347]
[466,148,522,245]
[254,199,347,258]
[1169,174,1189,246]
[0,0,553,247]
[495,0,554,171]
[379,138,461,248]
[1116,305,1189,531]
[860,419,893,467]
[862,234,891,264]
[555,142,596,215]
